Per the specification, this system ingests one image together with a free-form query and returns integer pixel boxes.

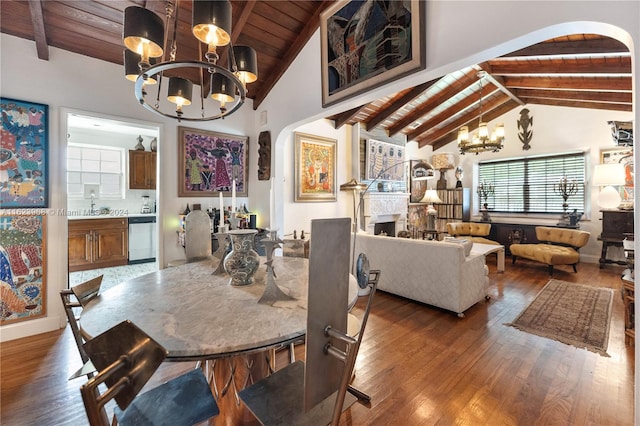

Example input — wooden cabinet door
[129,150,148,189]
[148,152,157,189]
[68,229,93,272]
[94,228,128,267]
[129,150,157,189]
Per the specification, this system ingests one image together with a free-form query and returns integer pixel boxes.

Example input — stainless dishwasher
[128,216,156,264]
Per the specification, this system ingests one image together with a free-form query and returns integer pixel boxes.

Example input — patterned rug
[506,279,614,357]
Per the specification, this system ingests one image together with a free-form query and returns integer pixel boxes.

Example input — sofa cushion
[447,222,491,237]
[535,226,590,248]
[510,243,580,265]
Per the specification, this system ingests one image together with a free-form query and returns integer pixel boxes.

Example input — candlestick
[231,179,237,212]
[218,192,224,231]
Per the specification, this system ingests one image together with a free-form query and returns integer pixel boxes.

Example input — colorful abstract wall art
[0,215,46,324]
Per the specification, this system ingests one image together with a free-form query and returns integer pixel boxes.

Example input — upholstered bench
[446,222,499,245]
[510,226,591,275]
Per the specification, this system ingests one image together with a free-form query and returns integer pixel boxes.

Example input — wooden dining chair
[60,275,103,379]
[239,219,378,425]
[80,320,219,426]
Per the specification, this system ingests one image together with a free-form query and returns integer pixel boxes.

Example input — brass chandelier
[123,0,258,121]
[458,71,504,155]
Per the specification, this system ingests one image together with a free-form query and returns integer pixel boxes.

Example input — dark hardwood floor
[1,259,634,425]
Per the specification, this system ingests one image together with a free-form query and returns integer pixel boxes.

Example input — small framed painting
[0,214,47,324]
[601,147,633,201]
[178,127,249,197]
[1,97,49,208]
[320,0,426,107]
[294,132,337,202]
[366,139,405,182]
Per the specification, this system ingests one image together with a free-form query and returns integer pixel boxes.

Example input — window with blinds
[478,152,586,214]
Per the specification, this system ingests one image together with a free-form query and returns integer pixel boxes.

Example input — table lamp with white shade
[421,189,443,231]
[593,163,626,209]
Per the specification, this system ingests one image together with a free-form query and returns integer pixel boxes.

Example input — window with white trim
[478,152,586,214]
[67,144,124,199]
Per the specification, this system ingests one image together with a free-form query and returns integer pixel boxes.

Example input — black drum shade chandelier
[123,0,258,121]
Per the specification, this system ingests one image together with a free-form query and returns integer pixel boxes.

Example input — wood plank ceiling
[1,2,632,149]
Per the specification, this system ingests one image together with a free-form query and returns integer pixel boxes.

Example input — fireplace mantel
[361,192,409,235]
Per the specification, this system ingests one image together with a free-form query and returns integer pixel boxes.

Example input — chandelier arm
[199,41,205,116]
[135,61,247,121]
[228,39,238,74]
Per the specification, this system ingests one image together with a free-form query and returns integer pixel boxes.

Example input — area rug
[506,279,614,357]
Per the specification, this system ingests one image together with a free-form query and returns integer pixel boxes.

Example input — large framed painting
[366,139,405,182]
[320,0,426,107]
[178,127,249,197]
[0,214,46,324]
[601,147,633,201]
[294,132,337,202]
[1,97,49,208]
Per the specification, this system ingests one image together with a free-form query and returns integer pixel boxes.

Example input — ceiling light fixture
[458,71,504,155]
[122,0,258,121]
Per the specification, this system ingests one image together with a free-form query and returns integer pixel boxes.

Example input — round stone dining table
[80,257,358,361]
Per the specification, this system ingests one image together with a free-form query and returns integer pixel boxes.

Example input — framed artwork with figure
[178,127,249,197]
[1,97,49,208]
[601,147,633,202]
[366,139,405,182]
[294,132,337,202]
[320,0,426,107]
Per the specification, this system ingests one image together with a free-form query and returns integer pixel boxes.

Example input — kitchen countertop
[68,212,157,220]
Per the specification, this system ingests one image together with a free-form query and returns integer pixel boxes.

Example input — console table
[598,209,633,268]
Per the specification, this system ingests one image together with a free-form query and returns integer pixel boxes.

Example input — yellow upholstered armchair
[446,222,499,245]
[510,226,591,275]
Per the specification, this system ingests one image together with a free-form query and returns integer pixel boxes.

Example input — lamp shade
[593,163,625,186]
[124,50,157,84]
[192,0,232,47]
[232,45,258,85]
[167,77,193,107]
[431,153,456,170]
[420,189,442,205]
[210,73,236,104]
[123,6,164,59]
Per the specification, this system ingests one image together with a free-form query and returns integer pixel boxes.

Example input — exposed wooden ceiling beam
[512,88,632,104]
[476,64,525,106]
[28,0,48,60]
[331,105,369,129]
[252,1,332,109]
[219,1,256,71]
[364,80,437,130]
[503,75,632,91]
[522,98,632,112]
[501,38,629,58]
[427,101,519,150]
[406,84,499,141]
[488,57,631,75]
[414,94,512,145]
[387,69,479,137]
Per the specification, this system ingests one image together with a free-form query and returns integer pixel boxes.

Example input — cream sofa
[354,233,489,317]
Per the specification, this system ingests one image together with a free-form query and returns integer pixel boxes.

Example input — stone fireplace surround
[361,192,410,236]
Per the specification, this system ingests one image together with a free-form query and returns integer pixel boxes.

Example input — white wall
[0,34,256,341]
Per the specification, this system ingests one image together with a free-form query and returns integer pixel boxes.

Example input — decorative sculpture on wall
[258,131,271,180]
[608,121,633,146]
[517,108,533,150]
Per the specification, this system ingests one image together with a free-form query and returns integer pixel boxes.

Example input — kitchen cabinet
[129,150,156,189]
[69,218,128,272]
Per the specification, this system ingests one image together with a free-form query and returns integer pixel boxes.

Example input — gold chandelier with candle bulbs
[123,0,258,121]
[458,71,505,155]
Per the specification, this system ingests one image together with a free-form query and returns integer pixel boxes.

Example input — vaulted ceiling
[1,2,632,149]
